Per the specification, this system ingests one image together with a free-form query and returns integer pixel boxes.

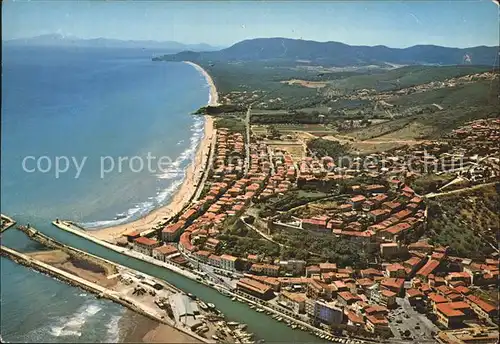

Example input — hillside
[426,183,500,259]
[155,37,499,67]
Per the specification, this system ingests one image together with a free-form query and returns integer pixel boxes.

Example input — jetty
[1,214,16,233]
[1,234,215,343]
[52,220,202,281]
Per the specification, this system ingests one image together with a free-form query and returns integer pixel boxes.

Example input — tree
[267,125,281,139]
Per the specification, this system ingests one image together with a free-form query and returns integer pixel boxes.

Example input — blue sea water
[1,46,210,342]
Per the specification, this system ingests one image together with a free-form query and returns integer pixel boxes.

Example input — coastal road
[244,106,251,176]
[183,254,235,290]
[193,128,217,202]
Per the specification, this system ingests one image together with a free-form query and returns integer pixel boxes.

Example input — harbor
[0,217,323,342]
[2,224,260,344]
[49,219,375,343]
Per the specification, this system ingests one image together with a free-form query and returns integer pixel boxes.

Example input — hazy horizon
[4,33,499,50]
[3,1,499,49]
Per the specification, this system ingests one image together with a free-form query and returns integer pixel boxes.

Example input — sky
[2,0,499,48]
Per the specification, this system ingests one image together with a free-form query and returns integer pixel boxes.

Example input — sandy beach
[89,61,218,242]
[121,310,201,343]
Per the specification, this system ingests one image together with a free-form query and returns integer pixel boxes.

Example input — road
[193,128,217,202]
[425,181,498,199]
[182,254,236,290]
[388,297,438,342]
[244,106,251,176]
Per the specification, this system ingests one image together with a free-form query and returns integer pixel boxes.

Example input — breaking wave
[49,302,102,338]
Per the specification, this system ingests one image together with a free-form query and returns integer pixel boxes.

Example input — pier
[1,233,217,343]
[52,220,203,282]
[1,214,16,233]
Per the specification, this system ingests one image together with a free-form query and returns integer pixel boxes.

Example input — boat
[227,321,239,327]
[231,297,236,301]
[291,325,298,329]
[256,308,264,312]
[212,335,219,340]
[249,305,255,309]
[265,311,271,315]
[207,303,216,309]
[199,301,208,310]
[277,317,283,322]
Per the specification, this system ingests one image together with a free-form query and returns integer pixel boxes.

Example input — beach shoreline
[89,61,218,242]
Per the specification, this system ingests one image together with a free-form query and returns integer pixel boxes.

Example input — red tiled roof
[428,292,448,304]
[467,295,496,313]
[406,288,424,298]
[154,244,178,255]
[436,303,465,317]
[134,236,159,247]
[417,259,440,277]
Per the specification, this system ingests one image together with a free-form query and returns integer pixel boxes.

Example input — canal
[2,215,324,343]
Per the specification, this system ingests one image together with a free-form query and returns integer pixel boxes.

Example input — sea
[0,45,210,342]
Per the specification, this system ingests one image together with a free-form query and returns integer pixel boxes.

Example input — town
[113,117,499,343]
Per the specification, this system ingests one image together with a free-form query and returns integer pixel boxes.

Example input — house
[380,242,403,260]
[349,195,366,209]
[428,292,449,307]
[311,299,343,325]
[152,244,178,262]
[436,326,499,344]
[369,284,397,308]
[379,289,397,308]
[406,288,424,306]
[236,278,275,300]
[337,291,361,306]
[382,201,402,213]
[204,238,220,251]
[208,254,221,267]
[250,263,280,277]
[278,291,306,313]
[194,250,211,263]
[403,256,424,277]
[365,315,391,335]
[161,221,185,242]
[302,216,329,232]
[408,240,434,253]
[133,237,160,256]
[380,278,405,296]
[319,263,337,273]
[279,260,306,275]
[220,254,239,271]
[380,222,411,241]
[307,279,333,300]
[466,295,497,321]
[385,263,406,278]
[345,310,364,327]
[435,303,466,329]
[306,265,321,277]
[416,259,440,281]
[360,268,384,279]
[369,209,390,223]
[445,272,472,286]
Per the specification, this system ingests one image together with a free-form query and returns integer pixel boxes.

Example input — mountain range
[156,37,499,67]
[3,34,220,52]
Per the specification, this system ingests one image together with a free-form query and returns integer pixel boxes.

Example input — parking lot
[388,298,439,342]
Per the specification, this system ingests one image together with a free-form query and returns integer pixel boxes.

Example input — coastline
[121,310,201,343]
[90,61,218,242]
